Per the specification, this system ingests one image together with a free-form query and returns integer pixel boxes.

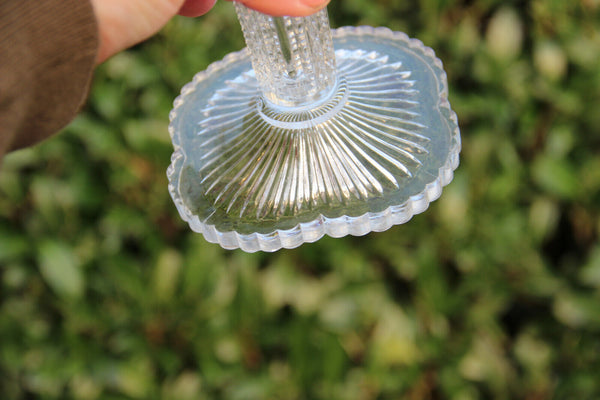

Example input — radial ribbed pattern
[196,49,429,220]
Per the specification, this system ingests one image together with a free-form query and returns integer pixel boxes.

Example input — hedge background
[1,0,600,399]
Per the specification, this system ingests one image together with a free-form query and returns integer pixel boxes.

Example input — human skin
[91,0,330,63]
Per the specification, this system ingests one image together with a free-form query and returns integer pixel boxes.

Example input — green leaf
[580,246,600,288]
[152,249,182,301]
[0,230,29,262]
[37,240,84,299]
[531,155,579,199]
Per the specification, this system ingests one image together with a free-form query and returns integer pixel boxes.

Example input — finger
[92,0,186,63]
[178,0,218,17]
[227,0,330,17]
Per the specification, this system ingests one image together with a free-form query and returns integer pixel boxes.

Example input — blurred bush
[1,0,600,399]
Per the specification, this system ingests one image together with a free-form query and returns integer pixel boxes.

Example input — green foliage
[2,0,600,399]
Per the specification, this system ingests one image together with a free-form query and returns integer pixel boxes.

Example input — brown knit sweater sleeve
[0,0,98,158]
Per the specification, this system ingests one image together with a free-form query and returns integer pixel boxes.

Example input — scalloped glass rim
[167,26,461,252]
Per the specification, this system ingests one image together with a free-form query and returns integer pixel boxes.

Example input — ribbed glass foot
[168,24,460,252]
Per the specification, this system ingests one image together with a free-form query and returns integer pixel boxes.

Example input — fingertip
[232,0,330,17]
[178,0,217,17]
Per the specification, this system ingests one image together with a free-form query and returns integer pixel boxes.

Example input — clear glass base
[168,27,461,252]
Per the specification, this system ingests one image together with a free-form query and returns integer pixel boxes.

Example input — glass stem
[234,3,337,108]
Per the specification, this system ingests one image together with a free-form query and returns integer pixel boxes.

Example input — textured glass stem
[235,3,337,107]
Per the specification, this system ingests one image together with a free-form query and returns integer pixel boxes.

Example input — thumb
[228,0,330,17]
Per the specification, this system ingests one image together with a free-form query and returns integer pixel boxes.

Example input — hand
[91,0,330,63]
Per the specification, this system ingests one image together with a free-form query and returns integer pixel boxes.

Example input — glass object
[167,4,461,252]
